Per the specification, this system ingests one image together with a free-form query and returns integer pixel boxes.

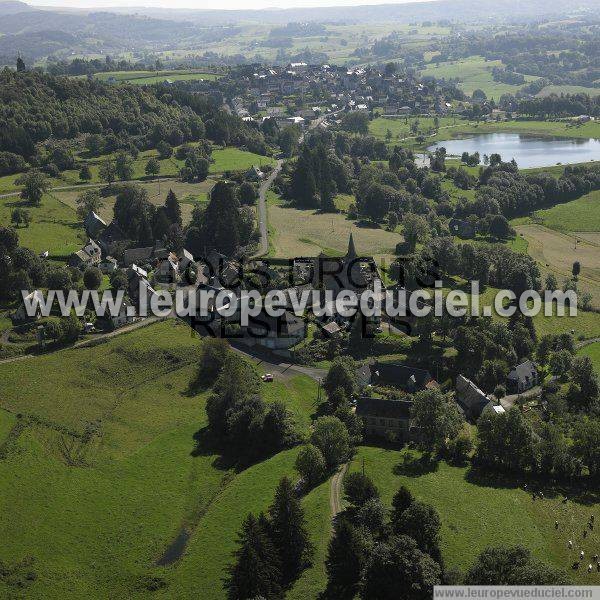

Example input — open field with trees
[0,321,332,598]
[349,446,600,584]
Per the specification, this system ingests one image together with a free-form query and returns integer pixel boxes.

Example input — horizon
[26,0,437,11]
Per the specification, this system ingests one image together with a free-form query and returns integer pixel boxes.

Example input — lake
[427,133,600,169]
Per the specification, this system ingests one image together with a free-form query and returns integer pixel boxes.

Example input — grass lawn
[350,446,600,584]
[94,70,221,84]
[55,179,214,227]
[369,115,459,144]
[0,320,331,599]
[0,193,83,257]
[419,56,536,99]
[533,190,600,233]
[209,148,276,173]
[578,342,600,372]
[266,190,402,264]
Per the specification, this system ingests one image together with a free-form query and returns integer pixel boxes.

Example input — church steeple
[346,232,357,259]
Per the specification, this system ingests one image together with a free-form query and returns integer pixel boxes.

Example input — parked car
[261,373,274,382]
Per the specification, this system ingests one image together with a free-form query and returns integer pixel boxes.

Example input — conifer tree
[268,477,313,586]
[202,181,240,256]
[291,148,318,208]
[325,518,370,598]
[225,513,283,600]
[164,189,182,226]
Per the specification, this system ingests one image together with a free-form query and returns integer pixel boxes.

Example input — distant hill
[0,0,31,15]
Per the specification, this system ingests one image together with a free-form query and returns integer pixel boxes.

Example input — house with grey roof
[507,360,538,394]
[455,374,491,421]
[356,397,413,442]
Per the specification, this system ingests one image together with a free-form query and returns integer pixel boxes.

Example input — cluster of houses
[356,359,539,443]
[222,62,462,128]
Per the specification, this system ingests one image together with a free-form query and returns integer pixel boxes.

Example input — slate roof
[356,397,413,419]
[371,362,434,390]
[507,360,537,384]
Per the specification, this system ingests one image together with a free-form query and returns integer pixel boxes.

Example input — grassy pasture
[0,321,330,599]
[579,342,600,372]
[0,193,83,257]
[94,70,221,84]
[55,179,214,227]
[350,446,600,584]
[537,85,600,98]
[419,56,536,99]
[533,190,600,233]
[209,148,277,173]
[266,191,402,263]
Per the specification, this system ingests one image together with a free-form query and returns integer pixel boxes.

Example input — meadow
[419,56,537,99]
[0,321,331,599]
[533,190,600,233]
[93,70,221,84]
[0,192,83,257]
[349,446,600,584]
[266,191,402,263]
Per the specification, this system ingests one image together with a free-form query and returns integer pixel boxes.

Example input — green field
[0,321,331,599]
[209,148,276,173]
[350,446,600,584]
[579,342,600,372]
[419,56,537,99]
[0,193,83,257]
[94,70,221,85]
[533,190,600,233]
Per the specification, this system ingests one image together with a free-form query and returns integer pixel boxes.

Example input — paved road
[253,159,283,258]
[500,385,542,410]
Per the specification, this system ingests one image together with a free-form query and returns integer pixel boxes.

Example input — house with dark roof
[455,374,492,421]
[356,396,413,442]
[68,239,101,270]
[245,310,307,352]
[449,218,475,240]
[371,361,437,393]
[507,360,538,394]
[84,211,107,238]
[99,222,128,256]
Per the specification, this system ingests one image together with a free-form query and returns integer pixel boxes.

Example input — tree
[225,513,283,600]
[568,355,599,411]
[76,189,103,220]
[164,189,182,226]
[325,519,371,599]
[202,181,241,256]
[10,208,26,228]
[489,214,512,240]
[156,141,173,159]
[16,171,50,206]
[465,545,569,585]
[145,158,160,178]
[192,337,230,389]
[340,111,369,135]
[395,501,442,562]
[115,153,134,181]
[99,160,116,185]
[410,389,464,453]
[278,125,301,157]
[343,472,379,507]
[262,401,298,453]
[391,485,414,523]
[295,444,326,487]
[83,267,102,290]
[323,356,357,401]
[572,261,581,280]
[268,477,313,585]
[360,535,442,600]
[403,213,429,252]
[549,349,573,379]
[0,226,19,252]
[79,164,92,182]
[310,416,351,469]
[572,419,600,478]
[60,314,82,343]
[16,56,26,72]
[238,182,258,206]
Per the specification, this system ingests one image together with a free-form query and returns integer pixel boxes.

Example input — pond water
[427,133,600,169]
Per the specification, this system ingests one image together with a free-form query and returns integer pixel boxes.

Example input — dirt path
[330,462,348,520]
